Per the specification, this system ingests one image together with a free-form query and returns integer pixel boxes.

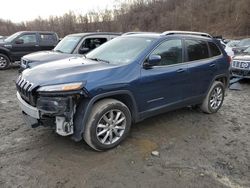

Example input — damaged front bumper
[231,68,250,79]
[17,91,76,136]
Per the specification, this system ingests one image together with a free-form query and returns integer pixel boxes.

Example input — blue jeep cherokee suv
[16,31,230,151]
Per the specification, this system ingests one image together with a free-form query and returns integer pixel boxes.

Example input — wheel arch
[0,48,11,61]
[214,76,228,88]
[71,90,138,142]
[93,93,138,122]
[205,73,229,96]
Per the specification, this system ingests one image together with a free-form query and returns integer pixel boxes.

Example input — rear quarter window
[208,42,222,57]
[186,39,209,61]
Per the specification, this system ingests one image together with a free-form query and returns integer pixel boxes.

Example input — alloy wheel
[0,56,7,68]
[96,109,126,145]
[209,86,223,110]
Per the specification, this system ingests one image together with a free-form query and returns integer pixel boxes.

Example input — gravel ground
[0,68,249,188]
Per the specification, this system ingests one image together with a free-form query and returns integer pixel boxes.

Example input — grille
[232,60,250,69]
[16,76,36,106]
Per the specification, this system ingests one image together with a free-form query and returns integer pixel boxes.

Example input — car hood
[21,57,117,88]
[0,40,9,46]
[233,54,250,61]
[232,46,249,51]
[23,51,82,62]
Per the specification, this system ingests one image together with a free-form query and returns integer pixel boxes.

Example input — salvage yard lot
[0,68,249,188]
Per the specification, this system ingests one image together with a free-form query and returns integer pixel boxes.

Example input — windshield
[54,36,82,53]
[243,47,250,54]
[86,37,155,65]
[227,40,240,47]
[4,32,21,43]
[238,38,250,47]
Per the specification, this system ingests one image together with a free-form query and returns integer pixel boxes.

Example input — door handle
[35,44,39,47]
[209,63,215,67]
[176,68,185,73]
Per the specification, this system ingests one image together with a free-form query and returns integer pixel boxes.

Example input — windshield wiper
[88,57,110,64]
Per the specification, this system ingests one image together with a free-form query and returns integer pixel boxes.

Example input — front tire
[0,54,10,70]
[84,99,131,151]
[200,81,225,114]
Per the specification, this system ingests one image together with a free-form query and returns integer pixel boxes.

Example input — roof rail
[122,32,158,36]
[162,31,212,38]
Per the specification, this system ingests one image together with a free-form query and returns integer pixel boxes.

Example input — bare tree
[0,0,249,38]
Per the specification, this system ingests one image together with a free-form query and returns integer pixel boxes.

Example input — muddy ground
[0,68,249,188]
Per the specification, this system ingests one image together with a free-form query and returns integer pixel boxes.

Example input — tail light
[227,56,232,64]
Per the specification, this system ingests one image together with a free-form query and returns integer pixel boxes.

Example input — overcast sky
[0,0,120,23]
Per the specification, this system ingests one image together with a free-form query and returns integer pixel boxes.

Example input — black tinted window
[186,40,209,61]
[83,38,108,50]
[151,39,182,66]
[208,42,221,56]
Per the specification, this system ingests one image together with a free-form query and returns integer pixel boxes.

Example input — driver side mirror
[143,54,161,69]
[15,39,24,44]
[79,47,90,54]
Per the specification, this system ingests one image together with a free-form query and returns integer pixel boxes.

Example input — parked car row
[15,31,230,151]
[215,37,250,79]
[20,32,120,71]
[0,31,59,70]
[232,38,250,54]
[231,46,250,79]
[219,37,250,56]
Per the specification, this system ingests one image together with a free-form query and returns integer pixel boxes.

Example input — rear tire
[84,99,131,151]
[200,81,225,114]
[0,54,10,70]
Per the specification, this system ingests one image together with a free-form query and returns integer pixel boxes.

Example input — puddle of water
[130,138,158,158]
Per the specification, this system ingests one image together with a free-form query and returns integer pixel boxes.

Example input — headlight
[37,82,84,92]
[21,58,31,67]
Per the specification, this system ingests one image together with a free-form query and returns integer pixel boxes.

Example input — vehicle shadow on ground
[51,106,208,153]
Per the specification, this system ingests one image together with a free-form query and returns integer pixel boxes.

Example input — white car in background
[219,40,234,57]
[227,40,240,48]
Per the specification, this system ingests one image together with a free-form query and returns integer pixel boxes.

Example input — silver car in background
[232,38,250,55]
[231,47,250,79]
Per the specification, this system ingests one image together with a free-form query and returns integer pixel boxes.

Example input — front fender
[0,46,12,61]
[71,90,138,142]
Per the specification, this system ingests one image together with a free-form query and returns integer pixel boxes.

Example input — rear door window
[208,42,222,57]
[185,39,209,61]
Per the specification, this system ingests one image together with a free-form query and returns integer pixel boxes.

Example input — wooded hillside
[0,0,249,38]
